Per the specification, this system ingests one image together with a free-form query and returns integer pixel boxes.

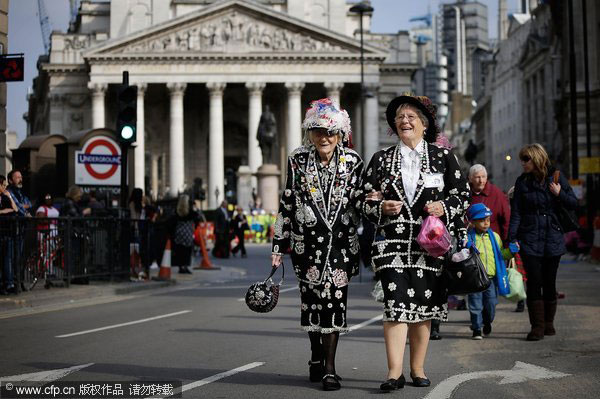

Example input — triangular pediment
[85,0,386,59]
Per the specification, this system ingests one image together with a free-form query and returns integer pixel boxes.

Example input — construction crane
[69,0,80,26]
[37,0,52,54]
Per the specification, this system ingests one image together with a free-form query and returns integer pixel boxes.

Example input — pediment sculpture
[118,11,350,54]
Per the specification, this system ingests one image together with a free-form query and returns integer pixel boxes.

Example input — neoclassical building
[27,0,416,207]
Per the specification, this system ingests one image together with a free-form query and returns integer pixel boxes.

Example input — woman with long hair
[508,143,577,341]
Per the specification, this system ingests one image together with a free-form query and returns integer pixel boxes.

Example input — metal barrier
[0,217,158,293]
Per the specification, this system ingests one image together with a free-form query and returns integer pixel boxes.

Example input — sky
[6,0,520,144]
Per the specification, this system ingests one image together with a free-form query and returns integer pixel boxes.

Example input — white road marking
[237,286,296,301]
[424,362,570,399]
[154,362,265,398]
[55,310,192,338]
[341,314,383,335]
[0,363,94,384]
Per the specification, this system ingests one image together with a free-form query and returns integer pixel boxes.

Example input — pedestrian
[468,164,511,241]
[466,203,516,339]
[212,200,231,258]
[271,98,363,391]
[60,186,90,217]
[129,188,148,278]
[7,170,32,217]
[35,193,60,282]
[0,175,18,294]
[231,206,248,258]
[508,143,577,341]
[169,194,198,274]
[360,94,470,391]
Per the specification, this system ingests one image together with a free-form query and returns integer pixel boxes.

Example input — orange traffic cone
[194,224,219,270]
[156,239,173,280]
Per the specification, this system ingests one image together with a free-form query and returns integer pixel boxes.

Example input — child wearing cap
[466,203,517,340]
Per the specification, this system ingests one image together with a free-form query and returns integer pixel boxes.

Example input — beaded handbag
[245,263,285,313]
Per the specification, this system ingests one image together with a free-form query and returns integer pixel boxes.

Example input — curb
[113,279,177,295]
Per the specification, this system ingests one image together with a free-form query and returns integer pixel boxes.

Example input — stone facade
[27,0,415,207]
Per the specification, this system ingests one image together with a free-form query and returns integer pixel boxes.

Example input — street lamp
[349,2,374,158]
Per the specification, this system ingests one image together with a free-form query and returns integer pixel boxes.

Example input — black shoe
[515,300,525,312]
[430,330,442,340]
[483,323,492,336]
[380,375,405,391]
[308,360,324,383]
[322,374,341,391]
[410,373,431,387]
[472,329,483,340]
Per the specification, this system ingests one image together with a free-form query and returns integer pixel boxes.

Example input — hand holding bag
[417,216,452,257]
[442,246,491,295]
[504,258,527,302]
[245,263,285,313]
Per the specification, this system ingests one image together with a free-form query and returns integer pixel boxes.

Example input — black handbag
[441,246,491,295]
[245,263,285,313]
[551,170,578,233]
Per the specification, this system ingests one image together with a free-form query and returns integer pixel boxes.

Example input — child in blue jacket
[466,203,517,339]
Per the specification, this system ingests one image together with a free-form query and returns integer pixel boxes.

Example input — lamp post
[350,2,374,159]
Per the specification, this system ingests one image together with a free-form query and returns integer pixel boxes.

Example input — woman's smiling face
[395,105,425,143]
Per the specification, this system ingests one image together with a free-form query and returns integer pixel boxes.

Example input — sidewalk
[0,261,247,317]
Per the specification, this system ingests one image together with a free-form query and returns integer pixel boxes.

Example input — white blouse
[399,139,425,204]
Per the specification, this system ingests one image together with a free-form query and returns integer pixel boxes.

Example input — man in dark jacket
[7,170,32,217]
[212,200,230,258]
[468,164,510,242]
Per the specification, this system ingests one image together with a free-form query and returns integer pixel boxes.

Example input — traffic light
[116,84,137,144]
[0,55,24,82]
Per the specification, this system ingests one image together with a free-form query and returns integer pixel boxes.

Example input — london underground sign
[75,136,123,186]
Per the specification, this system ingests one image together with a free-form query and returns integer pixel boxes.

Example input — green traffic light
[121,125,135,140]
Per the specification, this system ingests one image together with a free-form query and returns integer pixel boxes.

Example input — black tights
[308,331,339,375]
[521,254,561,301]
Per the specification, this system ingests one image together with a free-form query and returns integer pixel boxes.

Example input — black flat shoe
[380,375,405,391]
[308,360,324,382]
[322,374,341,391]
[410,374,431,387]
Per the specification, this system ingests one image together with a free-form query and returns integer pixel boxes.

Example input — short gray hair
[468,164,487,179]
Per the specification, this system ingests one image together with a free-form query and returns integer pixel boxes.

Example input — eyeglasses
[395,114,417,123]
[45,196,52,200]
[520,155,531,162]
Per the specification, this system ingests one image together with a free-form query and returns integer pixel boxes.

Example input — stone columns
[151,154,159,201]
[134,83,147,190]
[245,82,265,183]
[285,82,305,156]
[88,82,107,129]
[363,84,380,163]
[166,83,187,197]
[324,82,344,105]
[207,82,227,209]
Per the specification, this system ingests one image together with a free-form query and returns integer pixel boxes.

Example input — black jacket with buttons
[508,168,577,257]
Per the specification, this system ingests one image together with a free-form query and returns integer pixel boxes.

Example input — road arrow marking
[424,361,570,399]
[342,314,384,335]
[153,362,265,398]
[0,363,94,384]
[56,310,192,338]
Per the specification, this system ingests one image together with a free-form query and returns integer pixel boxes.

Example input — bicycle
[22,233,64,291]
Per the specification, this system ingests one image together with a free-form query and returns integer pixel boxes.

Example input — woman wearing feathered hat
[360,94,470,391]
[271,98,364,391]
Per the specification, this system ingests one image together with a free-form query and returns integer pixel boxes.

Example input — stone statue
[257,105,278,165]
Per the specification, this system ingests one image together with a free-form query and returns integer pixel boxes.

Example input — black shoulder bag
[245,263,285,313]
[442,246,491,296]
[551,171,578,233]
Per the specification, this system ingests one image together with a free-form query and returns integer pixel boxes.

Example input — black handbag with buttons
[245,263,285,313]
[441,246,491,296]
